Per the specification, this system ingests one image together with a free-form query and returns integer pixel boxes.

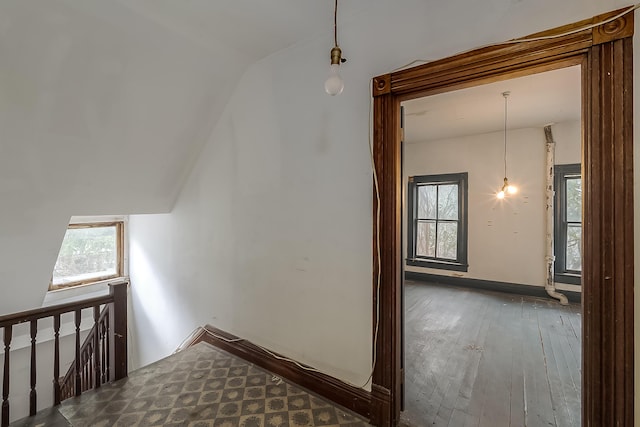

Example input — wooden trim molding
[48,221,125,291]
[179,325,371,419]
[582,35,635,426]
[371,92,402,427]
[405,271,581,303]
[371,7,634,427]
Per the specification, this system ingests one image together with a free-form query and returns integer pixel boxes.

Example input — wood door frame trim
[370,7,634,427]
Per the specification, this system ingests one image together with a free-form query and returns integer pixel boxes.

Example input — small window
[49,222,124,290]
[406,173,468,271]
[554,164,582,285]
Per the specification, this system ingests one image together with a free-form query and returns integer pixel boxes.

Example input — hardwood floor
[401,280,581,427]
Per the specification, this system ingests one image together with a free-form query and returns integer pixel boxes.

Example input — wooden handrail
[0,281,128,426]
[0,294,113,328]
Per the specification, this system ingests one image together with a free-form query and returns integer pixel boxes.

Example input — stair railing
[59,303,109,401]
[0,282,128,426]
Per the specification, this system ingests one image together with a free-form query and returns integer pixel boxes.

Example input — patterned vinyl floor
[56,342,370,427]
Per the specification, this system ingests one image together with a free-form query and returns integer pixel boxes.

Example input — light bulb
[507,185,517,194]
[325,64,344,96]
[496,190,505,199]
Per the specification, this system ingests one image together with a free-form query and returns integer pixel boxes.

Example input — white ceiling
[402,65,582,144]
[115,0,376,60]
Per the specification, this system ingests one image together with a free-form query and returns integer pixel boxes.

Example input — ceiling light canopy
[324,0,346,96]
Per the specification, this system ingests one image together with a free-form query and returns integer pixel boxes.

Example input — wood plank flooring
[401,281,581,427]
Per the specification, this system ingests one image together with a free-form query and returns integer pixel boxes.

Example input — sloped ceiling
[0,0,378,312]
[114,0,374,59]
[0,0,248,216]
[0,0,375,218]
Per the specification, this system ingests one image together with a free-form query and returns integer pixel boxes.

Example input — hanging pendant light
[324,0,346,96]
[497,91,517,199]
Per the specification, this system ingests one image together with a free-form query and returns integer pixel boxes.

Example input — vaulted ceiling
[0,0,378,216]
[0,0,379,312]
[114,0,376,60]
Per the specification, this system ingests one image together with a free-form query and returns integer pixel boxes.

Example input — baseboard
[370,384,392,427]
[175,326,210,353]
[405,271,581,303]
[179,325,371,419]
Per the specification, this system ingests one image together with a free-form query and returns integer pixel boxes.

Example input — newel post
[108,282,128,382]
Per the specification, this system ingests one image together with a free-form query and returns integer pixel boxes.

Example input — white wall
[554,121,582,165]
[0,0,636,422]
[129,0,633,393]
[404,122,581,288]
[0,1,250,419]
[0,0,251,314]
[128,57,374,384]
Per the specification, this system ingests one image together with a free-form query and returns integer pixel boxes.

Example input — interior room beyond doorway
[400,66,582,427]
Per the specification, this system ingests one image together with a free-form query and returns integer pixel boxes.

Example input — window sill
[406,258,468,272]
[42,277,129,307]
[554,273,581,286]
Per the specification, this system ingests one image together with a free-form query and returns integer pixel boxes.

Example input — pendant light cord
[503,92,508,179]
[333,0,338,47]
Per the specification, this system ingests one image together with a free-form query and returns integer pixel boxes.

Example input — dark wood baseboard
[178,325,371,419]
[370,384,392,427]
[405,271,581,304]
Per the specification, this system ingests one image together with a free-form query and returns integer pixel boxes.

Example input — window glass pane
[408,172,467,270]
[436,222,458,260]
[417,185,437,219]
[52,226,118,285]
[566,224,582,271]
[566,177,581,222]
[437,184,458,220]
[416,221,436,257]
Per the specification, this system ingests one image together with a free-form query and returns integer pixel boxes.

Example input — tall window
[49,222,124,290]
[554,164,581,284]
[406,172,468,271]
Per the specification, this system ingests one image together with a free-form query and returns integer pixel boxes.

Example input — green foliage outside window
[51,224,120,287]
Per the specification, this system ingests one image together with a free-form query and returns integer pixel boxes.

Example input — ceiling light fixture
[497,91,517,199]
[324,0,346,96]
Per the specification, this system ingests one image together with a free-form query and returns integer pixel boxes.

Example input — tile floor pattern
[57,342,370,427]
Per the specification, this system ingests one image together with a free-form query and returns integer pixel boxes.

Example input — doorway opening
[400,66,582,426]
[369,8,634,427]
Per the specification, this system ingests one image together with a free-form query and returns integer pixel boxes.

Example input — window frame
[48,221,125,291]
[406,172,468,272]
[554,163,582,285]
